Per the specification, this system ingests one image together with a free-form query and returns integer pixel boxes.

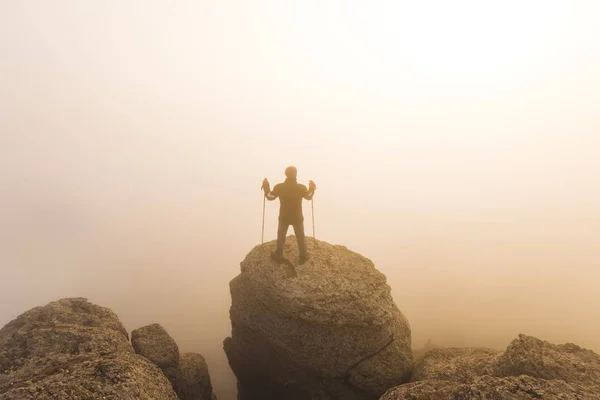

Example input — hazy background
[1,1,599,399]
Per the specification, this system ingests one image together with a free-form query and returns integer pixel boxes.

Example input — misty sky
[1,2,599,399]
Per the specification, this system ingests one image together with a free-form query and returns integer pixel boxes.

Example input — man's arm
[266,191,278,201]
[303,180,316,200]
[262,178,279,201]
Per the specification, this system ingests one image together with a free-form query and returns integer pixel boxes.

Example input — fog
[1,2,599,399]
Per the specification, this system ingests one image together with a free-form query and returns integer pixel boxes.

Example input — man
[262,166,316,264]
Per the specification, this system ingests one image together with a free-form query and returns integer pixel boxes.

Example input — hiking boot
[298,254,309,265]
[270,252,285,264]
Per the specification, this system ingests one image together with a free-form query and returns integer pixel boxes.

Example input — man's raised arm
[262,178,278,201]
[303,180,316,200]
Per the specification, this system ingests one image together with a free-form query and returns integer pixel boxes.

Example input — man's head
[285,166,297,180]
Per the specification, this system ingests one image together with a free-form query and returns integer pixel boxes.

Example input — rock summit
[224,238,413,399]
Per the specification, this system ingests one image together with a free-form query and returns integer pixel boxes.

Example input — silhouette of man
[262,166,316,264]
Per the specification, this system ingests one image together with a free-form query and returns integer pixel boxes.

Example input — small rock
[131,323,180,370]
[179,352,216,400]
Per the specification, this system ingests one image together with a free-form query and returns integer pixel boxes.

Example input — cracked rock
[224,238,412,399]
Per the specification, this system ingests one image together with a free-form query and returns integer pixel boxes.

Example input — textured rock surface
[132,324,216,400]
[224,238,412,399]
[179,353,217,400]
[411,347,500,383]
[0,297,177,400]
[385,334,600,399]
[131,323,180,370]
[494,334,600,387]
[381,375,599,400]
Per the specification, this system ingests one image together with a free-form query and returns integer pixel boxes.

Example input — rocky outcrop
[0,297,177,399]
[494,334,600,387]
[411,347,500,383]
[381,375,599,399]
[132,323,216,400]
[383,334,600,399]
[224,238,412,399]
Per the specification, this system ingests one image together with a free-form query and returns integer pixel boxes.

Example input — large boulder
[381,375,599,399]
[132,324,216,400]
[0,297,177,400]
[224,238,413,399]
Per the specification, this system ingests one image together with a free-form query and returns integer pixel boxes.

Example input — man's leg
[292,221,308,260]
[274,219,289,257]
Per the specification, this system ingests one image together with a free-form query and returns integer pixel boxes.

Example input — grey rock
[131,323,180,370]
[0,297,177,400]
[411,347,500,383]
[163,366,186,395]
[493,334,600,387]
[384,334,600,399]
[225,238,413,399]
[179,352,216,400]
[132,325,217,400]
[380,375,599,400]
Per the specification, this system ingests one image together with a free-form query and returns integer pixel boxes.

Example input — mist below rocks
[1,191,599,400]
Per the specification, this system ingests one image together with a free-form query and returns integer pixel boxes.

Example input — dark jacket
[270,178,313,224]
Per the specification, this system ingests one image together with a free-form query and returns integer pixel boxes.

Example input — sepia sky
[1,2,599,399]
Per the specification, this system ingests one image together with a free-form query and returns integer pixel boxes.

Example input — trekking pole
[261,196,266,247]
[311,198,316,244]
[260,178,269,248]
